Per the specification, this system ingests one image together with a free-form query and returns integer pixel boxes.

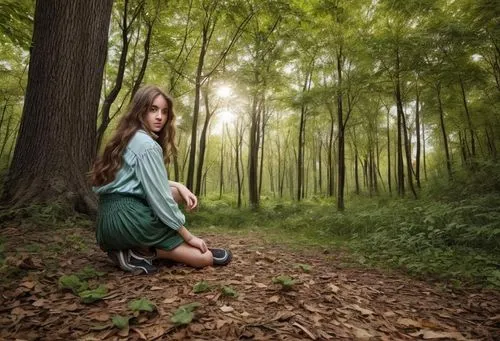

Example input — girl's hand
[177,184,198,211]
[187,236,208,253]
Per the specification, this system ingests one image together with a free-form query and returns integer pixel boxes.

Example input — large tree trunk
[2,0,113,215]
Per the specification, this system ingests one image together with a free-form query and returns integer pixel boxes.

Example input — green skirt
[96,193,184,251]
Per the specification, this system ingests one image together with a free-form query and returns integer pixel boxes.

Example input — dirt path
[0,225,498,340]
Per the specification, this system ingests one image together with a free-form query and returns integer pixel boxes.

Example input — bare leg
[164,186,213,268]
[156,243,213,268]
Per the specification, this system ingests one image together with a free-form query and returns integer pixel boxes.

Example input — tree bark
[436,82,453,180]
[2,0,113,215]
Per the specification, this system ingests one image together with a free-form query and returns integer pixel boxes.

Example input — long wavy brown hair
[91,85,178,186]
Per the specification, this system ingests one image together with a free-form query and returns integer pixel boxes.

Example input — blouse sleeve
[135,145,185,230]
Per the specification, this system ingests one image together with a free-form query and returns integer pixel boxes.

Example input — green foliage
[170,302,202,326]
[272,275,296,290]
[58,275,88,294]
[0,203,93,228]
[128,298,156,312]
[75,266,105,281]
[294,263,312,273]
[112,315,130,330]
[221,286,238,297]
[193,280,211,294]
[78,285,108,304]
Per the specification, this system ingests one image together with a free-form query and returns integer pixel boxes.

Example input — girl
[90,85,231,274]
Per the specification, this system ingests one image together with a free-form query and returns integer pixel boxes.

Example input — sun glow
[216,85,232,98]
[212,110,236,136]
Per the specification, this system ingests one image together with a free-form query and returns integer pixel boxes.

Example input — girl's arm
[169,180,198,211]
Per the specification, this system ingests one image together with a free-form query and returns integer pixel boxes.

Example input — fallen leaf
[397,317,422,328]
[255,282,267,288]
[348,304,374,316]
[20,281,36,289]
[292,322,316,340]
[220,305,234,313]
[328,283,340,293]
[383,311,396,317]
[409,329,466,340]
[269,295,280,303]
[150,286,164,291]
[163,297,178,304]
[91,312,111,322]
[352,326,374,340]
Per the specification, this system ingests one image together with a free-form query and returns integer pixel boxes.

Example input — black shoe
[107,250,157,274]
[129,248,157,266]
[210,248,232,266]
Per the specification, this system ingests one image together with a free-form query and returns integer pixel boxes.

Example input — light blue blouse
[93,130,185,230]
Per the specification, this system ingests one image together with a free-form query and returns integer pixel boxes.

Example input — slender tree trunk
[328,106,335,197]
[436,82,453,180]
[2,0,113,214]
[386,104,392,194]
[395,50,405,197]
[415,81,421,188]
[248,87,261,208]
[459,75,475,159]
[336,47,345,210]
[318,138,323,194]
[195,87,213,196]
[401,106,417,198]
[219,126,224,199]
[96,0,141,150]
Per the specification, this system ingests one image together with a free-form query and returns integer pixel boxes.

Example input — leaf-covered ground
[0,224,499,340]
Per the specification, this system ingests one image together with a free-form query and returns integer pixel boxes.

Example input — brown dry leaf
[32,299,48,307]
[216,319,228,329]
[352,326,374,340]
[409,329,466,340]
[328,283,340,293]
[20,281,36,289]
[383,311,396,317]
[90,312,110,322]
[150,286,164,291]
[255,282,267,288]
[292,321,316,340]
[304,304,325,314]
[220,305,234,313]
[162,297,178,304]
[348,304,374,316]
[143,325,165,339]
[397,317,422,328]
[240,311,250,317]
[269,295,280,303]
[65,303,80,312]
[130,327,147,340]
[273,311,296,322]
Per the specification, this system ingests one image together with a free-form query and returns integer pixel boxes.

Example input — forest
[0,0,499,340]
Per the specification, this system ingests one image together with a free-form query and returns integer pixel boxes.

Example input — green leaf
[112,315,130,330]
[128,298,156,312]
[272,275,296,290]
[294,263,312,273]
[79,285,108,304]
[170,302,202,326]
[76,266,105,280]
[193,280,211,293]
[221,286,238,297]
[59,274,88,294]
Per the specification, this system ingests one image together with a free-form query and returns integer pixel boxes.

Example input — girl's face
[145,95,168,133]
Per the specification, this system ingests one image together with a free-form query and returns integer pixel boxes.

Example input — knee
[193,251,213,268]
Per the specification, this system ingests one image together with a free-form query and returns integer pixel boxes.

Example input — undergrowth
[188,164,500,288]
